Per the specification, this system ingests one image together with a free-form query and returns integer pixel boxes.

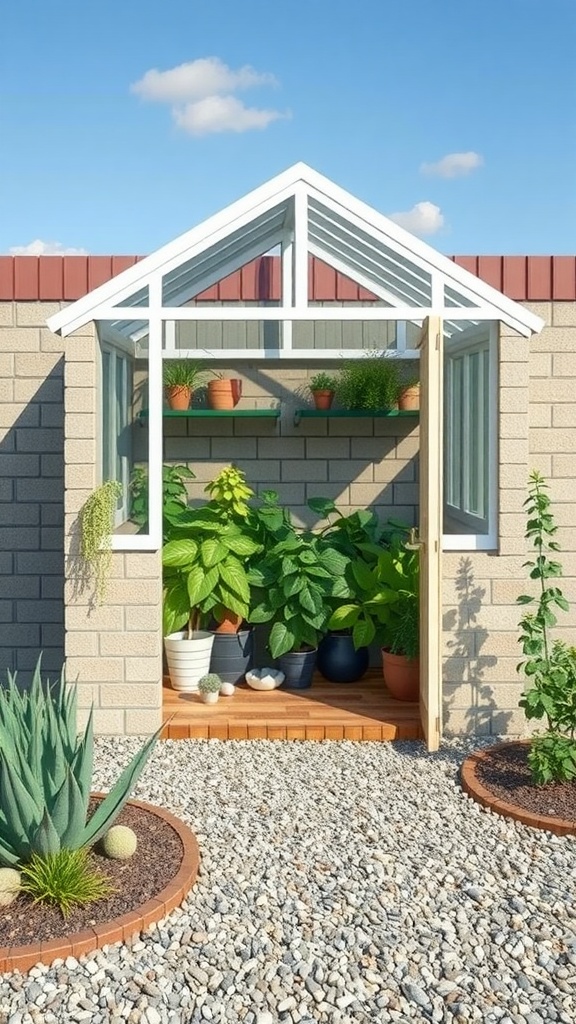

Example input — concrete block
[0,327,40,352]
[0,503,39,525]
[16,551,63,575]
[281,459,327,483]
[528,404,551,428]
[373,458,416,484]
[41,454,64,477]
[163,436,210,460]
[65,438,96,464]
[256,481,304,506]
[125,708,162,735]
[15,352,62,377]
[16,427,63,453]
[499,440,529,464]
[125,606,160,631]
[65,335,96,362]
[211,437,257,460]
[530,427,576,454]
[66,657,125,683]
[328,418,373,436]
[17,599,63,622]
[16,302,61,327]
[124,552,161,579]
[306,438,350,459]
[65,361,96,388]
[235,459,280,482]
[0,453,40,477]
[499,388,528,413]
[349,483,394,506]
[91,709,125,736]
[100,683,161,708]
[552,301,576,327]
[125,657,163,682]
[66,604,125,631]
[99,632,161,658]
[65,414,95,439]
[14,377,62,403]
[0,403,40,428]
[329,460,373,483]
[499,362,529,388]
[530,326,576,353]
[553,405,576,428]
[0,526,39,551]
[65,387,96,414]
[40,328,67,353]
[499,414,528,439]
[305,482,349,506]
[41,526,64,550]
[259,437,305,459]
[0,303,14,326]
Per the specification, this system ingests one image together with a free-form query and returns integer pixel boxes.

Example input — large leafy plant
[130,464,195,541]
[0,658,159,867]
[248,520,349,658]
[162,466,262,636]
[517,470,576,784]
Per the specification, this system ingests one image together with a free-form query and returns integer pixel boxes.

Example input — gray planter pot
[209,628,254,685]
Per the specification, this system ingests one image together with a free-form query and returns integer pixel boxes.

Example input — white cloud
[9,239,88,256]
[131,57,277,103]
[130,56,287,136]
[388,202,445,236]
[420,151,483,179]
[174,95,286,136]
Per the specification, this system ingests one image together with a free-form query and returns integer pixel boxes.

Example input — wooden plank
[286,727,307,740]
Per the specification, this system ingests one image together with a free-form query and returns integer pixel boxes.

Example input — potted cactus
[198,673,222,704]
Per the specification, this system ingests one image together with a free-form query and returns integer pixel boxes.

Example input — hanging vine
[79,481,122,604]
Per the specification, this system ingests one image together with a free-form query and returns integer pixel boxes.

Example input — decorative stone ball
[101,825,138,860]
[0,867,21,907]
[220,681,235,696]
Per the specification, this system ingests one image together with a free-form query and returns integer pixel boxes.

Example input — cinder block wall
[443,302,576,736]
[63,324,162,734]
[163,362,419,528]
[0,300,65,678]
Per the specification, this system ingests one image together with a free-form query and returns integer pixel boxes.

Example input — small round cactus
[101,825,138,860]
[198,673,222,693]
[0,868,21,907]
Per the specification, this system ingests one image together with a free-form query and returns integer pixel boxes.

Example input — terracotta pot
[381,649,419,702]
[207,379,242,410]
[166,386,193,411]
[214,609,243,634]
[399,385,420,411]
[312,389,334,410]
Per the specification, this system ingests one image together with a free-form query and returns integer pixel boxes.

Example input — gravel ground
[0,737,575,1024]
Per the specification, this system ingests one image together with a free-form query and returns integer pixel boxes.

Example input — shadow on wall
[0,364,65,679]
[443,557,513,737]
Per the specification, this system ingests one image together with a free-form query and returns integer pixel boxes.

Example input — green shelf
[293,408,419,426]
[138,408,280,420]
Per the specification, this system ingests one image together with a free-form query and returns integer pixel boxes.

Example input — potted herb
[379,544,420,702]
[198,673,222,705]
[248,523,348,689]
[398,367,420,411]
[162,467,262,690]
[163,359,210,411]
[308,371,338,410]
[335,355,401,412]
[207,373,243,410]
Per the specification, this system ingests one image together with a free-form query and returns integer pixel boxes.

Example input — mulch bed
[473,742,576,822]
[0,801,184,947]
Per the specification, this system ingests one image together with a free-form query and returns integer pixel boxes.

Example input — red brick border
[0,797,200,974]
[461,741,576,836]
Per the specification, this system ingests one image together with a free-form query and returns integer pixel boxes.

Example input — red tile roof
[0,254,574,303]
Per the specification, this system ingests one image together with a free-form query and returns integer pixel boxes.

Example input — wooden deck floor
[162,670,423,741]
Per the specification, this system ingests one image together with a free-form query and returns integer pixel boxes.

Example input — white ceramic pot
[201,691,219,705]
[245,667,285,691]
[164,631,215,693]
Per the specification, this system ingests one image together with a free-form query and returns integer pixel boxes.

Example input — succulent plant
[198,673,222,694]
[100,825,138,860]
[0,867,21,907]
[0,656,160,866]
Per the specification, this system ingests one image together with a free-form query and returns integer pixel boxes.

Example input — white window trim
[442,323,498,551]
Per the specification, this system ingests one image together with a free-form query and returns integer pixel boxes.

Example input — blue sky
[1,0,574,256]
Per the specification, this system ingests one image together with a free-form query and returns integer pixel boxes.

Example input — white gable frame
[47,162,544,342]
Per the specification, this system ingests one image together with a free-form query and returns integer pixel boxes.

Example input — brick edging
[461,740,576,836]
[0,797,199,974]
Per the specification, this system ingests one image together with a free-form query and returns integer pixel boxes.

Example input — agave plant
[0,657,159,866]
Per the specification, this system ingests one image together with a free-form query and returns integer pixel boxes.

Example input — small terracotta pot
[381,649,419,702]
[166,386,193,411]
[207,379,242,410]
[214,610,243,634]
[399,385,420,411]
[312,389,335,410]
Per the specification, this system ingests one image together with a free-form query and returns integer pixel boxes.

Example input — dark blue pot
[209,628,254,685]
[279,648,317,690]
[317,633,369,684]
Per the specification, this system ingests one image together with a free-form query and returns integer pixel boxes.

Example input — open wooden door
[417,316,443,751]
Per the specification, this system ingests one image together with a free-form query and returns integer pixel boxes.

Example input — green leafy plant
[335,355,401,411]
[248,527,349,658]
[163,360,211,389]
[198,673,222,694]
[517,470,576,784]
[162,466,262,636]
[130,464,195,540]
[79,481,122,604]
[20,847,116,919]
[0,657,160,866]
[308,372,338,392]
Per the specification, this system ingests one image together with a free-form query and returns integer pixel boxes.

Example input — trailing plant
[162,466,262,637]
[335,355,401,411]
[79,481,122,604]
[130,464,195,540]
[163,359,211,390]
[20,847,116,919]
[517,470,576,784]
[0,657,160,866]
[308,372,338,392]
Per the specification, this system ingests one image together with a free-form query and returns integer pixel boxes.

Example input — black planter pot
[317,633,369,684]
[279,648,317,690]
[209,628,254,685]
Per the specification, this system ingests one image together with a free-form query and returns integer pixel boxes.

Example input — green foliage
[130,464,195,540]
[162,466,262,636]
[20,847,116,919]
[517,470,576,783]
[79,481,122,604]
[198,673,222,693]
[0,657,160,866]
[163,359,210,389]
[335,356,401,411]
[308,372,338,392]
